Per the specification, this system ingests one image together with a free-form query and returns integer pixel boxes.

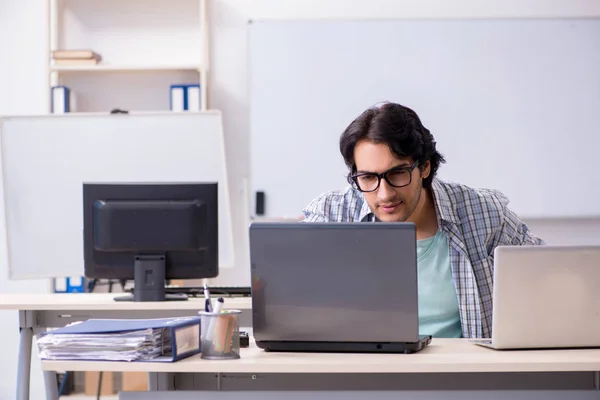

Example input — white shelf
[47,0,209,112]
[50,64,203,73]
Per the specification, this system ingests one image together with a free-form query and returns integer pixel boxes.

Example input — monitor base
[111,254,190,302]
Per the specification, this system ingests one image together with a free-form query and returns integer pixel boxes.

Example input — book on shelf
[170,83,202,112]
[37,316,201,362]
[51,86,71,114]
[51,49,102,66]
[53,58,100,66]
[52,49,102,60]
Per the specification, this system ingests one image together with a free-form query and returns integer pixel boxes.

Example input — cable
[96,371,102,400]
[57,371,68,397]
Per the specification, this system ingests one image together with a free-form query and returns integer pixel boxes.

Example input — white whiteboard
[0,111,234,279]
[249,18,600,219]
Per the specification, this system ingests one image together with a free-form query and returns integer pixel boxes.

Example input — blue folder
[42,316,201,362]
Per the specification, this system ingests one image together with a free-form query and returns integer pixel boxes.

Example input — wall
[207,0,600,287]
[2,0,600,398]
[0,1,52,398]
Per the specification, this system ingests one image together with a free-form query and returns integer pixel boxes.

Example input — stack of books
[37,316,201,362]
[52,49,102,66]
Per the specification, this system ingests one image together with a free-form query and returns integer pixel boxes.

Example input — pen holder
[199,310,241,360]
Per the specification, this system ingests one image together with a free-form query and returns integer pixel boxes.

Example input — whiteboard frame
[0,110,235,280]
[248,17,600,220]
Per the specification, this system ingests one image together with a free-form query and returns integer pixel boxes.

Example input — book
[52,50,102,61]
[37,316,201,362]
[53,58,100,66]
[186,84,201,111]
[51,86,70,114]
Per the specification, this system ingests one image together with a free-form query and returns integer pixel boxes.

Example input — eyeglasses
[349,161,419,193]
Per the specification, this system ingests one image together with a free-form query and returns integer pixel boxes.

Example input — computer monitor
[83,182,219,302]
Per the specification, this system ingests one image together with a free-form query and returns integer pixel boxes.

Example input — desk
[0,293,253,400]
[40,338,600,399]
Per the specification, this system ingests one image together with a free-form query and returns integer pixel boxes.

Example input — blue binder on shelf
[170,84,187,112]
[51,86,70,114]
[170,84,201,111]
[39,316,201,362]
[186,84,201,111]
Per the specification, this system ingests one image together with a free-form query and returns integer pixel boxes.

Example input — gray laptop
[248,221,432,353]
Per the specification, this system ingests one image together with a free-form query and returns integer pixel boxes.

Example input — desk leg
[43,370,58,400]
[16,325,33,400]
[33,326,58,400]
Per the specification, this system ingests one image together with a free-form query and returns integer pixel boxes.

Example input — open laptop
[248,221,432,354]
[472,245,600,350]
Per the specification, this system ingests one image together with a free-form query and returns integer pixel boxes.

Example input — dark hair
[339,102,445,189]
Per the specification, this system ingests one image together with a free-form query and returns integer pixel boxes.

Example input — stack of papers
[37,316,201,362]
[38,328,171,362]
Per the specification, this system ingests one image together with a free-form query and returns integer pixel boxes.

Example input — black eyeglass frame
[349,161,419,193]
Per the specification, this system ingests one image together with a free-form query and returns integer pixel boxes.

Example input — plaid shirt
[302,177,545,338]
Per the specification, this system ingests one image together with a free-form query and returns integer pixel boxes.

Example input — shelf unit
[47,0,209,113]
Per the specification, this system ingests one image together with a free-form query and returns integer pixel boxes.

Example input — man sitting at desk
[302,102,544,339]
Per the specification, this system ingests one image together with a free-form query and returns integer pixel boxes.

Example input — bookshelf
[47,0,209,113]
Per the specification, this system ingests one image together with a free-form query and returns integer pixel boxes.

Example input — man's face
[353,140,430,223]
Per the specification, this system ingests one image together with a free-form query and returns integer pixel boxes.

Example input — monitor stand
[113,254,188,302]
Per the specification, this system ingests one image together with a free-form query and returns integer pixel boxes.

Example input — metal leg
[33,325,59,400]
[43,370,58,400]
[16,326,33,400]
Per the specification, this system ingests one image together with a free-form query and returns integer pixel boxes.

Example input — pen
[204,283,213,312]
[206,297,224,342]
[213,297,224,314]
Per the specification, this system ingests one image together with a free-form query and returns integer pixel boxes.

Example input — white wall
[2,0,600,398]
[206,0,600,287]
[0,1,52,398]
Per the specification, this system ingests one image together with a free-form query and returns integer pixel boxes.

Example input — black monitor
[83,182,219,302]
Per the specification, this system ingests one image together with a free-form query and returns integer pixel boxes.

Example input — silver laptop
[472,245,600,350]
[248,221,432,353]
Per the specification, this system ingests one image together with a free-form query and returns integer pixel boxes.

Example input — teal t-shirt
[417,230,462,338]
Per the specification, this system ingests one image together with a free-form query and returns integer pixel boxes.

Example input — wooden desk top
[0,293,252,311]
[41,338,600,374]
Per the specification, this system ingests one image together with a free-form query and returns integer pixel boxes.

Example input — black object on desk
[255,191,266,215]
[240,331,249,348]
[164,286,252,298]
[82,183,220,302]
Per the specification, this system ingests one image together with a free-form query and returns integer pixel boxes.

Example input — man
[302,102,544,339]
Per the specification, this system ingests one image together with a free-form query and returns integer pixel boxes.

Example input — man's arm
[500,206,545,246]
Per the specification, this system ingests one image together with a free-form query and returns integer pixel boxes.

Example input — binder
[186,84,201,111]
[170,84,187,112]
[66,276,85,292]
[51,86,70,114]
[52,276,85,293]
[38,316,201,362]
[53,277,68,293]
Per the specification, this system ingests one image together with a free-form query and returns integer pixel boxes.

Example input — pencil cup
[199,310,241,360]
